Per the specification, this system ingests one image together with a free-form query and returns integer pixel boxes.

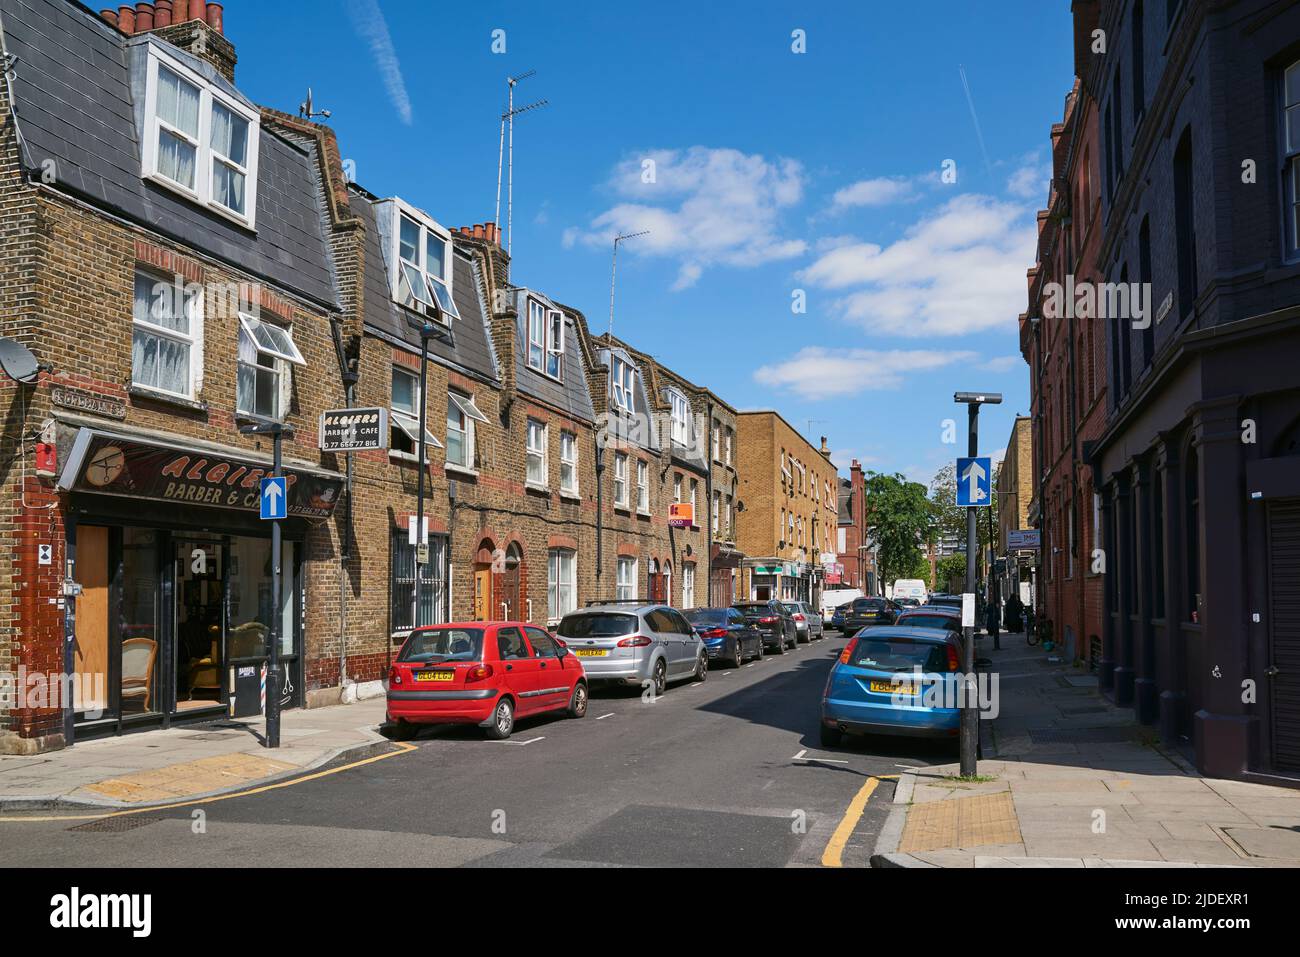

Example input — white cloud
[564,147,807,287]
[753,347,978,400]
[982,355,1023,373]
[1006,153,1050,201]
[830,176,919,210]
[347,0,412,126]
[797,194,1036,338]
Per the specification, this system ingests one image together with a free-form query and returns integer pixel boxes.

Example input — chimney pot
[205,2,223,33]
[173,0,189,21]
[155,0,173,27]
[135,3,154,31]
[117,5,136,32]
[100,8,119,28]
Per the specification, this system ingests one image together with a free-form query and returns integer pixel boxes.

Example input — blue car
[820,626,963,749]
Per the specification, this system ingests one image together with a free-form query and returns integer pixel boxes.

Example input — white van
[820,587,863,623]
[891,579,928,604]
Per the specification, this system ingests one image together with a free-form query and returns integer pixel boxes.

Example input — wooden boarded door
[473,567,492,621]
[73,526,109,714]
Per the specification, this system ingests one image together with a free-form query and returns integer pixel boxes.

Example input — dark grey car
[732,600,798,653]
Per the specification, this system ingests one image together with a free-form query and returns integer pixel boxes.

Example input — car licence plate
[870,679,918,695]
[415,670,455,682]
[576,649,607,657]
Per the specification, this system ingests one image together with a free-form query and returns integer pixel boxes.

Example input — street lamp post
[414,303,444,620]
[953,391,1001,777]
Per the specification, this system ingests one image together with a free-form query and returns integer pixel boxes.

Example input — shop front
[55,423,344,741]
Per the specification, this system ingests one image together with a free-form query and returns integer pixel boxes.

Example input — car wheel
[755,639,764,661]
[652,658,667,696]
[732,640,745,668]
[820,724,843,748]
[692,652,708,682]
[773,636,786,655]
[484,697,515,740]
[566,682,588,719]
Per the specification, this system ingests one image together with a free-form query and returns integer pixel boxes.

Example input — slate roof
[350,186,499,386]
[0,0,338,308]
[511,288,594,423]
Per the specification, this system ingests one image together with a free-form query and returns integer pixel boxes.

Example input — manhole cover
[67,814,161,834]
[1028,726,1136,744]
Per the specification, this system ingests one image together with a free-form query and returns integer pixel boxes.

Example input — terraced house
[0,0,352,752]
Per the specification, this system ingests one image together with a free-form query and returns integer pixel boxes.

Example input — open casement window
[394,207,458,322]
[236,315,304,420]
[526,419,548,487]
[526,299,566,379]
[560,431,579,495]
[142,50,260,227]
[669,392,690,446]
[132,270,201,398]
[446,391,488,469]
[390,365,442,459]
[610,356,636,413]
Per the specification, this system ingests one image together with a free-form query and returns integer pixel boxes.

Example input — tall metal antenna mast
[298,87,332,121]
[609,230,649,337]
[494,70,547,255]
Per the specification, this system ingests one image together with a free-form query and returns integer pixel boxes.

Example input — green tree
[865,472,934,590]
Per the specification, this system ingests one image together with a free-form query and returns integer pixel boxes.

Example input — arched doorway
[501,542,524,621]
[648,558,665,603]
[473,540,496,621]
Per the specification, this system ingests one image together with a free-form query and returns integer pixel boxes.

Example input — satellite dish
[0,337,40,385]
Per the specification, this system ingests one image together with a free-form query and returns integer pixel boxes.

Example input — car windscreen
[398,628,484,663]
[685,609,727,626]
[847,636,949,673]
[557,613,638,639]
[899,615,958,630]
[852,599,885,611]
[733,604,769,615]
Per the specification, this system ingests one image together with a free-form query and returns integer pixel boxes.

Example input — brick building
[0,1,351,752]
[735,411,840,605]
[1066,0,1300,781]
[834,457,874,593]
[1020,53,1108,666]
[996,415,1037,610]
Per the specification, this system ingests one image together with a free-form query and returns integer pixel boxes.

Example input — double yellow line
[821,774,897,868]
[0,741,417,824]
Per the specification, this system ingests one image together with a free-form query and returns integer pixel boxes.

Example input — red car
[387,622,588,740]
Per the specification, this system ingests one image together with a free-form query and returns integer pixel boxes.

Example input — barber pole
[259,663,267,715]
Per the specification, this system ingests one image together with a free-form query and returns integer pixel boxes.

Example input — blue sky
[233,0,1074,485]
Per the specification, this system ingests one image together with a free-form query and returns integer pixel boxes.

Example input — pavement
[0,698,391,810]
[0,635,923,867]
[871,632,1300,868]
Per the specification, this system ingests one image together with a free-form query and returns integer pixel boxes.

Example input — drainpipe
[330,317,356,689]
[595,438,604,591]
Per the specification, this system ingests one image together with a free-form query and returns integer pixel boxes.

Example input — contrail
[959,64,992,176]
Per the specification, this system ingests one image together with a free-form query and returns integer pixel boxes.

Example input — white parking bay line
[792,749,807,760]
[795,752,850,764]
[596,713,615,720]
[497,736,545,746]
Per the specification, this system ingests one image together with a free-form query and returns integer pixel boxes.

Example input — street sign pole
[953,391,1002,778]
[962,403,979,777]
[268,430,282,749]
[242,421,295,749]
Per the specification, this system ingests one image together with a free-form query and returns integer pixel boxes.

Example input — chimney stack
[452,221,509,290]
[100,1,236,82]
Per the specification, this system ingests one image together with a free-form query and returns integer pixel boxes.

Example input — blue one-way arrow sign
[956,457,992,507]
[260,476,287,520]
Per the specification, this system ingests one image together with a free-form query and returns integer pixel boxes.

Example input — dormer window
[387,201,458,322]
[611,356,636,413]
[142,49,260,227]
[669,391,690,445]
[526,298,564,379]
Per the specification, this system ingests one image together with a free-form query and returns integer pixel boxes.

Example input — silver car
[783,601,825,642]
[555,603,707,696]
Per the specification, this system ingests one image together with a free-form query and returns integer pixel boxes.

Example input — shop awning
[56,424,346,520]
